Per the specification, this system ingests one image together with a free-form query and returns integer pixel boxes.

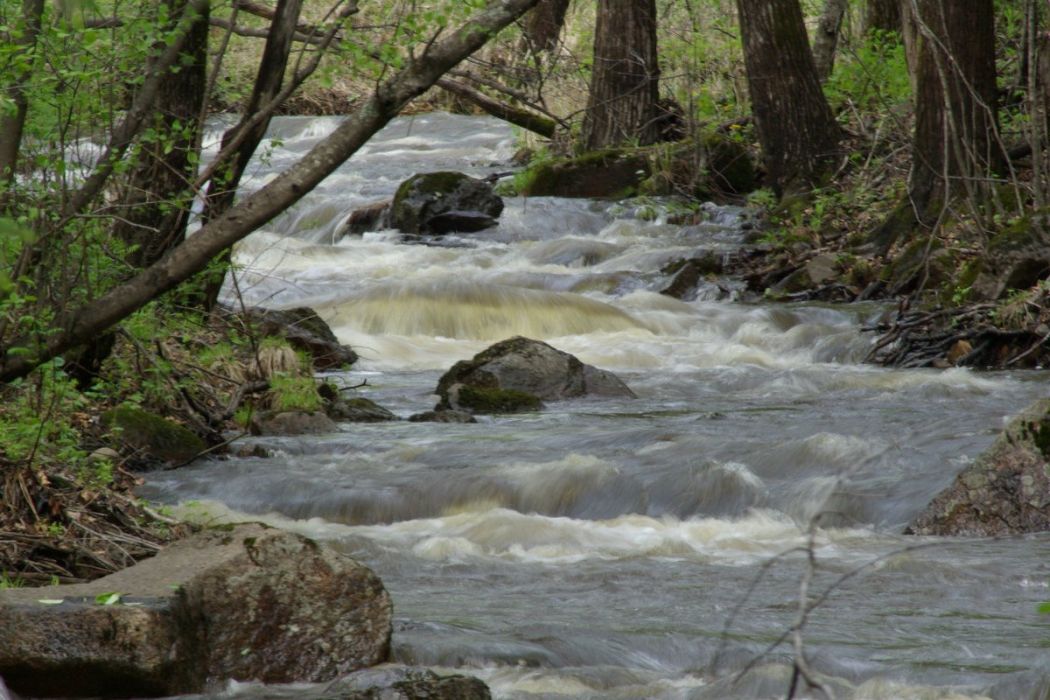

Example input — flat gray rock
[0,524,391,697]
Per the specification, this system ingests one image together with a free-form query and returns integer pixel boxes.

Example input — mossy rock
[700,132,757,195]
[971,214,1050,298]
[449,384,543,414]
[391,171,503,234]
[640,137,757,200]
[520,150,650,199]
[101,406,205,466]
[881,237,954,295]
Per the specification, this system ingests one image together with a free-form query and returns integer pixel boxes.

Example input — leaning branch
[0,0,542,384]
[437,76,556,138]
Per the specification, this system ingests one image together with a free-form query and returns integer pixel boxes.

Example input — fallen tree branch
[437,76,556,138]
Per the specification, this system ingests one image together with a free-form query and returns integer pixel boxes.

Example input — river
[142,113,1050,699]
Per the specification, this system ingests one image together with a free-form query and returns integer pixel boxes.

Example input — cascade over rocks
[390,171,503,234]
[434,336,635,413]
[906,398,1050,536]
[0,524,392,697]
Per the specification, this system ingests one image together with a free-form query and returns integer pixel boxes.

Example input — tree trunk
[205,0,304,222]
[111,0,209,269]
[907,0,1001,222]
[736,0,841,194]
[0,0,542,385]
[0,0,46,198]
[196,0,304,310]
[1030,3,1049,205]
[524,0,570,52]
[864,0,902,35]
[812,0,849,82]
[581,0,661,150]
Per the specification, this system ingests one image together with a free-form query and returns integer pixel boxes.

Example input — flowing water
[143,114,1050,699]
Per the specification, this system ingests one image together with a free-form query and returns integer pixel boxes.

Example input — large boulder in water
[434,336,635,413]
[0,524,391,697]
[390,171,503,235]
[905,398,1050,536]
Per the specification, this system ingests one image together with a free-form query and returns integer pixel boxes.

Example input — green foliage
[0,359,88,468]
[0,573,25,589]
[454,385,542,414]
[824,31,911,112]
[268,374,323,413]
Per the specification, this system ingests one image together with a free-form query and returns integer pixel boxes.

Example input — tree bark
[812,0,849,82]
[205,0,304,222]
[195,0,304,310]
[907,0,1001,222]
[736,0,841,194]
[581,0,661,150]
[0,0,46,198]
[0,0,542,384]
[111,0,209,269]
[864,0,902,35]
[524,0,570,52]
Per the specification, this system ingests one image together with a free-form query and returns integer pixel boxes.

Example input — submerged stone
[407,409,478,423]
[322,665,491,699]
[250,410,338,436]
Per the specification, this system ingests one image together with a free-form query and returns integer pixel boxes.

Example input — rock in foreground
[906,398,1050,536]
[435,336,635,413]
[0,524,391,697]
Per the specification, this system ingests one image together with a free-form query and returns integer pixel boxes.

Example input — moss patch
[101,406,205,465]
[520,150,650,199]
[455,385,543,414]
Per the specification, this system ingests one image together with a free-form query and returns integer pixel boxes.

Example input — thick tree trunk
[0,0,542,385]
[111,0,209,268]
[864,0,902,35]
[736,0,841,194]
[581,0,661,150]
[907,0,1001,222]
[0,0,46,197]
[870,0,1000,252]
[524,0,570,52]
[812,0,849,82]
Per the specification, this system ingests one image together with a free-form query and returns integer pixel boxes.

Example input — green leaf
[95,591,122,605]
[1038,602,1050,614]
